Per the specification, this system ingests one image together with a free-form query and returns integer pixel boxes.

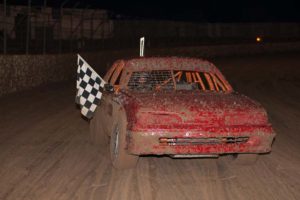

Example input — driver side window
[107,61,124,92]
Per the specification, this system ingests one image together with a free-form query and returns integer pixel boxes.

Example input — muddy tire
[89,112,108,147]
[230,154,258,165]
[110,118,138,169]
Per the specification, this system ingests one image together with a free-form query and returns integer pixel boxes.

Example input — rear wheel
[110,119,138,169]
[89,112,108,147]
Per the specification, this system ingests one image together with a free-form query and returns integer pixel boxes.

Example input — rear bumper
[127,126,276,155]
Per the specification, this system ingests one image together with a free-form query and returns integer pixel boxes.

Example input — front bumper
[127,126,275,155]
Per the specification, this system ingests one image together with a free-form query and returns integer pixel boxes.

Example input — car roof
[121,57,219,73]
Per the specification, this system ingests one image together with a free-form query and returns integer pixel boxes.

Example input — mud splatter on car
[90,57,276,169]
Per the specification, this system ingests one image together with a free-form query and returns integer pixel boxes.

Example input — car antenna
[140,37,145,57]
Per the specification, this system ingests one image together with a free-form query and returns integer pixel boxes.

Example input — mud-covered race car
[90,57,276,169]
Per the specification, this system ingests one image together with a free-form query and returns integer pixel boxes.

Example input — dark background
[6,0,300,22]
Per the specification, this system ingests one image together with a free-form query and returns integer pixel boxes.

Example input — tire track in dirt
[0,53,299,200]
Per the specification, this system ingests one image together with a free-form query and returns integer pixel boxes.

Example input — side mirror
[104,83,114,93]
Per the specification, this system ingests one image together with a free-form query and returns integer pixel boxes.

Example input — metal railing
[1,2,300,55]
[0,1,112,54]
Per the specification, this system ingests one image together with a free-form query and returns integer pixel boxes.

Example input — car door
[97,61,125,136]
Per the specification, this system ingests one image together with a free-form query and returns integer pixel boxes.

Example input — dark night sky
[5,0,300,22]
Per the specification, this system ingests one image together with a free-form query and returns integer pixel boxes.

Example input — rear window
[128,70,174,91]
[127,70,228,92]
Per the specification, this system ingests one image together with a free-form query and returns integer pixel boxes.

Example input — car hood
[119,91,269,128]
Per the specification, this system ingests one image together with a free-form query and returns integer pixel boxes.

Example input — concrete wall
[0,54,75,96]
[1,42,300,97]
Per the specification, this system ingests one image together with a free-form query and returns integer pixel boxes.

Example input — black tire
[110,117,138,169]
[89,111,108,147]
[229,153,258,165]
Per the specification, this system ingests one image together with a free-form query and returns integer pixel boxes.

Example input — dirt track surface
[0,53,299,200]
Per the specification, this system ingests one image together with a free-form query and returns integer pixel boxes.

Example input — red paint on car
[107,57,275,156]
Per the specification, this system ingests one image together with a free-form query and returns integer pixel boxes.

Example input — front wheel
[110,119,138,169]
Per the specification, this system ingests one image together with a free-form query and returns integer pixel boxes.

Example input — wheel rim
[113,126,119,157]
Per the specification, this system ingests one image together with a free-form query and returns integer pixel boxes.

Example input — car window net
[174,71,227,91]
[128,70,174,91]
[127,70,227,92]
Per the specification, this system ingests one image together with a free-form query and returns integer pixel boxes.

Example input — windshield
[127,70,229,92]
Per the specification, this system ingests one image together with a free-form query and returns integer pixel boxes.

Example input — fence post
[59,8,62,54]
[3,0,7,54]
[70,13,73,52]
[26,0,31,54]
[43,0,47,54]
[59,0,70,54]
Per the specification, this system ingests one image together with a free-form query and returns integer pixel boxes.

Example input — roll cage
[104,58,233,93]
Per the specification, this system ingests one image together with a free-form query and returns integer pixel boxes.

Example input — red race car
[90,57,276,169]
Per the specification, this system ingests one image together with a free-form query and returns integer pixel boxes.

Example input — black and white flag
[76,54,105,119]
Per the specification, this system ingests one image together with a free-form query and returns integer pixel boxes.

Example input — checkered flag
[76,54,105,119]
